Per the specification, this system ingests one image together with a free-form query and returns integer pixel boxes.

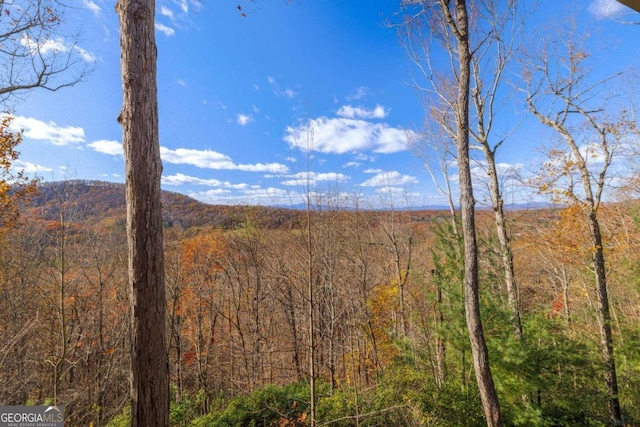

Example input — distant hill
[20,180,542,231]
[22,180,300,229]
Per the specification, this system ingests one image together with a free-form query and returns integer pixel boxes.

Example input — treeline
[1,184,640,426]
[27,181,300,230]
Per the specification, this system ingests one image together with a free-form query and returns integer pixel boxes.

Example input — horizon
[8,0,640,209]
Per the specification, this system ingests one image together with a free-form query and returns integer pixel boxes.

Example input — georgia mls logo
[0,405,64,427]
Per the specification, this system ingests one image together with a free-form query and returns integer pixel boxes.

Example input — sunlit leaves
[0,114,38,235]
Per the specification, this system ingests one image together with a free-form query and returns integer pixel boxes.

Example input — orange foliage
[527,205,592,267]
[0,114,38,235]
[181,231,225,272]
[182,350,197,366]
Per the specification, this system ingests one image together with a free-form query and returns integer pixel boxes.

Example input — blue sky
[7,0,640,208]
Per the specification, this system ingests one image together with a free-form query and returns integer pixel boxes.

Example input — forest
[0,180,639,426]
[2,0,640,426]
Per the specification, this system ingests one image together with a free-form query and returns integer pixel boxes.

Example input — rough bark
[466,2,524,338]
[443,0,504,425]
[589,213,621,421]
[116,0,169,426]
[522,29,622,420]
[484,148,522,337]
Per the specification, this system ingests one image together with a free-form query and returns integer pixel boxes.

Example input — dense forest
[2,0,640,426]
[0,180,639,425]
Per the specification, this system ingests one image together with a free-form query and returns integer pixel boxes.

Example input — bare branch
[0,0,94,105]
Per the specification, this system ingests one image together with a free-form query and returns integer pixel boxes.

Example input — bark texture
[589,213,621,421]
[116,0,169,426]
[484,149,522,337]
[443,0,504,425]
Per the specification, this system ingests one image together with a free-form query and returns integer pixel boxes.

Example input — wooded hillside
[2,180,640,425]
[25,180,300,230]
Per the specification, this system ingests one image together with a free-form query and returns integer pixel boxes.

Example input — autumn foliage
[1,182,640,425]
[0,114,37,234]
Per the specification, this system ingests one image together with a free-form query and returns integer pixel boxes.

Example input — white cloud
[189,186,295,206]
[588,0,624,18]
[155,22,175,36]
[266,75,297,99]
[579,142,609,165]
[82,0,101,16]
[20,35,95,63]
[242,187,297,204]
[160,147,233,168]
[163,173,262,190]
[177,79,186,87]
[356,153,375,162]
[11,160,52,175]
[237,114,253,126]
[360,170,418,187]
[160,6,175,20]
[88,140,122,155]
[155,0,201,25]
[239,162,290,173]
[159,147,289,173]
[284,117,413,154]
[191,188,233,198]
[21,36,66,56]
[281,171,349,186]
[375,187,420,199]
[74,46,97,62]
[347,86,369,101]
[11,115,85,146]
[337,105,388,120]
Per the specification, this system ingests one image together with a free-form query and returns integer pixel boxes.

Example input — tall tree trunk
[589,212,622,422]
[484,149,522,337]
[522,29,623,421]
[444,0,503,425]
[116,1,169,426]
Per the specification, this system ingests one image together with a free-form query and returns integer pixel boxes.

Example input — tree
[78,224,130,426]
[0,0,91,104]
[403,0,525,337]
[466,2,524,338]
[400,1,503,425]
[411,124,459,235]
[165,230,224,409]
[115,0,168,426]
[39,180,81,406]
[520,24,624,423]
[0,115,38,236]
[0,223,42,405]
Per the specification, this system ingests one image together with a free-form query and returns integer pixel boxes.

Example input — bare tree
[0,0,92,104]
[520,24,624,424]
[115,0,168,425]
[411,124,459,234]
[400,1,503,425]
[43,180,80,406]
[403,0,525,337]
[467,1,524,337]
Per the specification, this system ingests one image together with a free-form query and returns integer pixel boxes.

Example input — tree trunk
[485,149,522,337]
[445,0,503,425]
[589,212,622,422]
[115,0,169,426]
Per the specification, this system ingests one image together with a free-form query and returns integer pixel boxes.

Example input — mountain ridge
[20,180,552,230]
[23,180,299,229]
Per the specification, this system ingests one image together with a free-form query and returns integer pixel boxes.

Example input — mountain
[22,180,299,229]
[21,180,530,230]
